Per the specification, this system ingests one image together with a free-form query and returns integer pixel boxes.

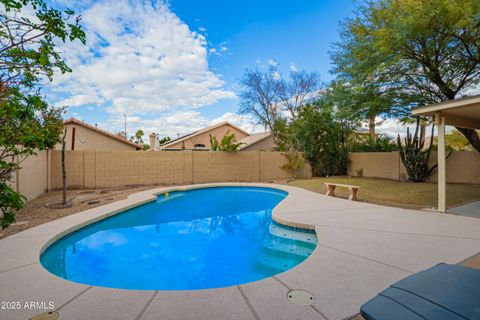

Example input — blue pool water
[40,187,317,290]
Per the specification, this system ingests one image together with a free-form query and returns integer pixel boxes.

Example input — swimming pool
[40,187,317,290]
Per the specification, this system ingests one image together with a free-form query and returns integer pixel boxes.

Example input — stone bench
[324,183,360,201]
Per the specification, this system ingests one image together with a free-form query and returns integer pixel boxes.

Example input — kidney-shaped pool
[40,186,317,290]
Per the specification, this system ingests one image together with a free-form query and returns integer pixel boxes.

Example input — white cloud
[98,111,207,138]
[57,92,105,107]
[49,0,261,142]
[268,59,278,67]
[289,63,298,72]
[372,118,407,138]
[51,0,235,115]
[369,117,454,138]
[97,110,261,142]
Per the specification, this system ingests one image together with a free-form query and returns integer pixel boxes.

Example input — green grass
[288,177,480,209]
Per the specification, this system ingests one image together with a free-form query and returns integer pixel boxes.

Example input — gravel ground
[0,186,151,239]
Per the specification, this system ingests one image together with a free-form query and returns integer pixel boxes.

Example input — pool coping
[2,182,480,320]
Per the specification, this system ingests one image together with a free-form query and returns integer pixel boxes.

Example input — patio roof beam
[440,113,480,129]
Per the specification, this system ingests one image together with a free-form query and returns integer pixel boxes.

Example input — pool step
[256,251,304,272]
[268,224,316,244]
[261,238,314,258]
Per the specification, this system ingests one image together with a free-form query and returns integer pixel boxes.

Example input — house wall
[241,135,277,151]
[163,124,249,150]
[348,151,480,184]
[57,123,137,151]
[49,150,312,189]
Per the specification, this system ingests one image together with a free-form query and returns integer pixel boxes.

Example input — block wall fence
[14,150,479,202]
[48,150,312,190]
[348,151,480,184]
[11,151,50,200]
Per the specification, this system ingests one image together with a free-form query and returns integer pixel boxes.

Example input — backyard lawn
[288,177,480,209]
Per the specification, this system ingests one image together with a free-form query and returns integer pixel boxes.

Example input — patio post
[436,113,446,213]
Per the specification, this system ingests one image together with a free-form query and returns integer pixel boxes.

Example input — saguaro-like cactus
[397,118,438,182]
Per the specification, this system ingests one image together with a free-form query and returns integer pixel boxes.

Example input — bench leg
[326,185,336,197]
[348,188,358,201]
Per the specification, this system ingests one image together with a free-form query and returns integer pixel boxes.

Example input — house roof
[160,121,250,148]
[63,118,142,149]
[239,131,272,150]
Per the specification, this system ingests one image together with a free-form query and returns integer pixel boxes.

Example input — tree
[0,87,64,226]
[61,128,67,205]
[291,101,352,176]
[239,66,282,133]
[158,136,171,145]
[131,129,144,145]
[0,0,85,227]
[209,131,244,152]
[332,0,480,152]
[326,80,396,141]
[432,129,479,151]
[0,0,85,87]
[239,65,320,143]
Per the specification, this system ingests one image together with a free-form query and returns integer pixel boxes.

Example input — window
[194,143,206,148]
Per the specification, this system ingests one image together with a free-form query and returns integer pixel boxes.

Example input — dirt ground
[0,186,151,239]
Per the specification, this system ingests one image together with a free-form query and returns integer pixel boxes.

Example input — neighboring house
[153,121,278,151]
[60,118,141,151]
[159,122,250,150]
[239,132,277,151]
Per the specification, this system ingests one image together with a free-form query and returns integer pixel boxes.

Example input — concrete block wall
[49,150,312,189]
[348,151,480,184]
[15,151,50,200]
[348,152,401,180]
[192,152,260,183]
[428,151,480,184]
[13,150,479,203]
[50,150,85,189]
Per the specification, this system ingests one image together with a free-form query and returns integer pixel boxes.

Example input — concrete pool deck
[1,183,480,320]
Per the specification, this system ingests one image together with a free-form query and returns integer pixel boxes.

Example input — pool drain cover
[287,289,315,305]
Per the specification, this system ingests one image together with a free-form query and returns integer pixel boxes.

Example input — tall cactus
[397,117,438,182]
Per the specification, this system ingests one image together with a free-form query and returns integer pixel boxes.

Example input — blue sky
[49,0,356,139]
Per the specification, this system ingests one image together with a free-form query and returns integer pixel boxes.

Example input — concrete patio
[450,200,480,219]
[1,183,480,320]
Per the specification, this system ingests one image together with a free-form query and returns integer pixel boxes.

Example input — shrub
[210,131,244,152]
[356,168,364,177]
[350,135,398,152]
[281,151,305,178]
[397,118,450,182]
